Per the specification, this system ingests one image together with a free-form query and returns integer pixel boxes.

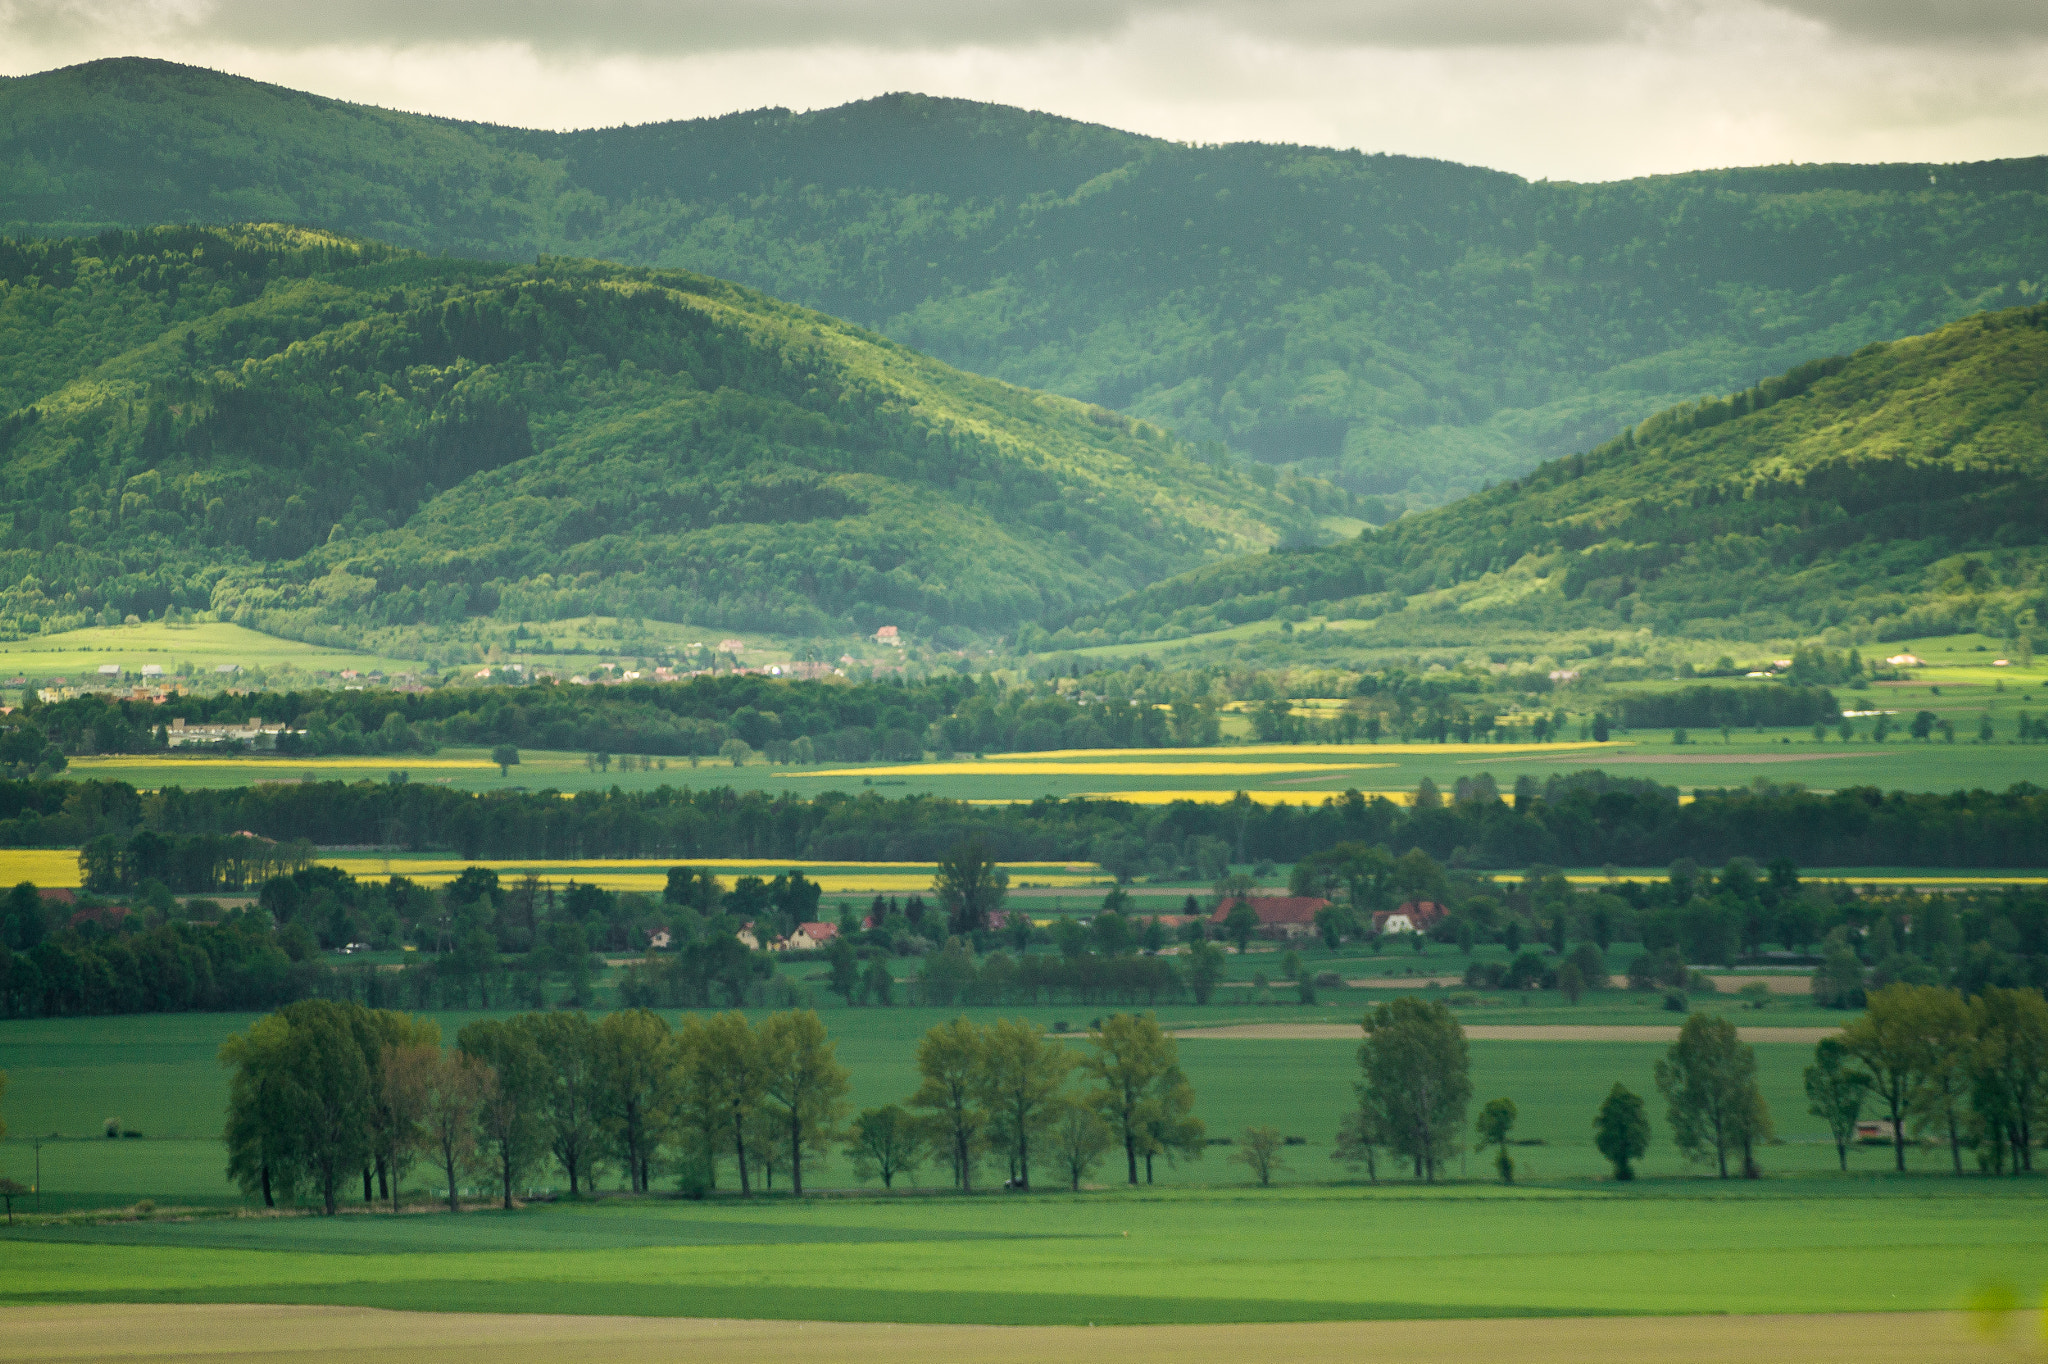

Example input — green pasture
[0,1179,2042,1323]
[0,622,423,685]
[0,993,1925,1216]
[67,723,2048,802]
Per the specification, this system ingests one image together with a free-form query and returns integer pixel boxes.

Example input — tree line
[220,1003,1199,1213]
[6,768,2048,874]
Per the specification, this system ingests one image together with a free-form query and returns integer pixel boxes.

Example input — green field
[0,1176,2042,1324]
[0,992,1947,1214]
[59,718,2048,804]
[0,622,425,687]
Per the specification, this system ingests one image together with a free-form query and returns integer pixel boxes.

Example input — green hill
[1042,305,2048,654]
[5,58,2045,505]
[0,225,1316,642]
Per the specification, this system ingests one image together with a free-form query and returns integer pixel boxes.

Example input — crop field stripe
[0,1305,2005,1364]
[800,762,1399,777]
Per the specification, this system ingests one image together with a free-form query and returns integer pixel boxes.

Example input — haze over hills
[1045,304,2048,658]
[0,225,1320,646]
[6,58,2047,507]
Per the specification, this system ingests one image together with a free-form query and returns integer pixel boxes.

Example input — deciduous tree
[910,1016,986,1190]
[1593,1082,1650,1180]
[758,1009,850,1197]
[1803,1037,1870,1172]
[1357,997,1470,1182]
[1231,1124,1286,1186]
[1655,1013,1770,1178]
[845,1104,924,1189]
[972,1018,1073,1190]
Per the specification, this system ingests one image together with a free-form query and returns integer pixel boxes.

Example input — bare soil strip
[0,1305,2006,1364]
[1171,1023,1839,1042]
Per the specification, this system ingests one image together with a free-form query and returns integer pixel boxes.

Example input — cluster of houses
[1205,895,1447,939]
[688,896,1447,956]
[164,716,305,749]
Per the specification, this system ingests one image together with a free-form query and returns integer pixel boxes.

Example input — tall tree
[595,1009,682,1194]
[420,1048,490,1212]
[377,1040,441,1211]
[1804,1037,1870,1173]
[1655,1013,1770,1179]
[909,1017,986,1190]
[1839,983,1944,1173]
[520,1011,603,1198]
[220,1011,307,1210]
[932,840,1008,937]
[1080,1012,1190,1186]
[236,1000,374,1215]
[1358,997,1470,1182]
[972,1019,1074,1190]
[1592,1082,1650,1181]
[1906,989,1976,1176]
[457,1017,545,1209]
[757,1010,851,1197]
[695,1011,767,1196]
[1970,985,2048,1175]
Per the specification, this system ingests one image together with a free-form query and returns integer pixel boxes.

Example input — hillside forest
[0,226,1332,644]
[4,59,2045,505]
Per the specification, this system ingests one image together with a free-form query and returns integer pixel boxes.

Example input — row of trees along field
[220,1005,1197,1214]
[1,674,1857,769]
[4,836,2046,1018]
[1337,986,2048,1187]
[7,768,2048,871]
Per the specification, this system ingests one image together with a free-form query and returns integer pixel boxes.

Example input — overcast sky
[4,0,2044,180]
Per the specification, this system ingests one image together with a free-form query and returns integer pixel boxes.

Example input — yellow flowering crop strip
[0,848,86,886]
[802,761,1396,778]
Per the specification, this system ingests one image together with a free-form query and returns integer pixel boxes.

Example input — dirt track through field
[1171,1023,1839,1042]
[0,1305,2012,1364]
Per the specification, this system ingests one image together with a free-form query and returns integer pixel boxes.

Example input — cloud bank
[1,0,2043,180]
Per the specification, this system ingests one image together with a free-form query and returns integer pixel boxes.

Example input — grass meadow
[0,1171,2043,1324]
[0,988,1965,1215]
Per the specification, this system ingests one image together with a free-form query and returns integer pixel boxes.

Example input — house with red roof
[1207,895,1328,940]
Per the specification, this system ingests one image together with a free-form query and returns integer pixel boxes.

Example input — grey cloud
[7,0,2045,53]
[1776,0,2048,42]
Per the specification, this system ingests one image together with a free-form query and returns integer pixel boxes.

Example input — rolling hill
[1041,304,2048,656]
[0,225,1318,643]
[4,58,2046,506]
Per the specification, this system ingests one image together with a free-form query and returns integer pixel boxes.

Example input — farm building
[1373,901,1447,936]
[1207,895,1328,940]
[788,922,838,951]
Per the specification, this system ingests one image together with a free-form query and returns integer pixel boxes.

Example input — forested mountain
[0,225,1316,640]
[1046,305,2048,651]
[5,58,2045,505]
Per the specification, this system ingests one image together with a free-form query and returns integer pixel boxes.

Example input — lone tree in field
[1358,997,1471,1182]
[1655,1014,1771,1178]
[1231,1124,1288,1187]
[845,1105,925,1189]
[1475,1098,1518,1184]
[1593,1083,1651,1180]
[933,839,1008,936]
[491,744,520,777]
[1804,1037,1870,1172]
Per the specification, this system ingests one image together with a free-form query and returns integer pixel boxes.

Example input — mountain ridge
[1037,304,2048,656]
[7,57,2045,506]
[0,223,1321,643]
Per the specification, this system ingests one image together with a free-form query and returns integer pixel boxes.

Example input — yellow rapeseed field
[805,761,1395,778]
